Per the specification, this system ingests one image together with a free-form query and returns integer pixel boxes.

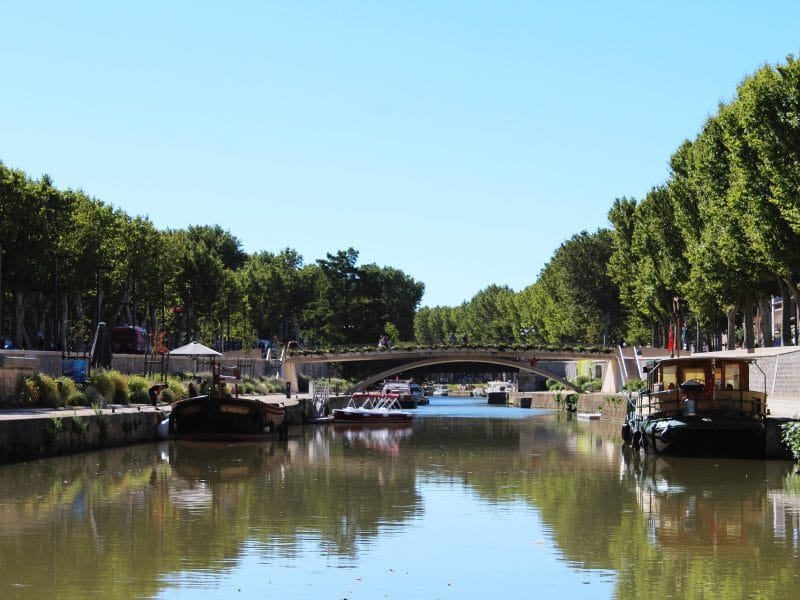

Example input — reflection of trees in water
[2,417,800,599]
[409,415,800,599]
[0,432,422,598]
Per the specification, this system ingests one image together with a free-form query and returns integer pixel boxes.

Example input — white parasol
[169,341,222,377]
[169,341,222,357]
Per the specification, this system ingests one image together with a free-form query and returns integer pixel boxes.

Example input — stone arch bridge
[282,347,621,394]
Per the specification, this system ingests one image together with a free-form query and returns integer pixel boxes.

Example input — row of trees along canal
[5,55,800,355]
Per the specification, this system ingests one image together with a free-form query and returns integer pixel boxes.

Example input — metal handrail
[633,389,767,419]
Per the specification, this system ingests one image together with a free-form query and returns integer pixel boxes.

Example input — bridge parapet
[285,345,614,364]
[283,346,618,394]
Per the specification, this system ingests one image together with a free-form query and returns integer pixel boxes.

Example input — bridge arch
[347,357,581,393]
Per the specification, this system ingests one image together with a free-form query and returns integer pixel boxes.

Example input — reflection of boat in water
[166,440,288,482]
[623,451,796,553]
[485,380,516,404]
[333,424,413,455]
[622,356,767,457]
[333,393,414,424]
[159,360,287,441]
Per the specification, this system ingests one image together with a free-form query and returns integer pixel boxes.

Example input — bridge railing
[285,342,614,356]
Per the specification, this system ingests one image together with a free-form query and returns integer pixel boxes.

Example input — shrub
[166,377,188,401]
[781,422,800,461]
[55,377,79,406]
[70,391,89,406]
[256,377,288,393]
[112,375,130,405]
[89,370,116,403]
[564,393,579,412]
[35,373,61,408]
[574,376,602,392]
[160,388,175,404]
[241,380,258,394]
[16,377,39,406]
[623,378,646,392]
[15,374,61,408]
[127,375,152,404]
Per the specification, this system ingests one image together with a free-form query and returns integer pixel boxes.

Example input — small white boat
[381,379,428,407]
[576,412,602,420]
[485,380,516,404]
[333,393,414,424]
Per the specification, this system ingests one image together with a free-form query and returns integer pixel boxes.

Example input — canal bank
[0,395,308,464]
[508,390,798,459]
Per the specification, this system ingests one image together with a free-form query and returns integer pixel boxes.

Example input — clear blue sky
[3,1,800,307]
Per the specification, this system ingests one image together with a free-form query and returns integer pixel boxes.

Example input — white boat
[381,379,428,407]
[333,393,414,424]
[432,384,449,396]
[577,412,602,420]
[485,380,516,404]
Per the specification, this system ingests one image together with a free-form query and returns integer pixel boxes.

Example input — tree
[524,230,624,346]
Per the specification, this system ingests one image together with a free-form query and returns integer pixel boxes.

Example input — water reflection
[0,400,798,598]
[622,452,800,553]
[332,424,413,456]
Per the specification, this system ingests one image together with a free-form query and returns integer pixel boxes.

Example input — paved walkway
[767,397,800,419]
[0,393,307,422]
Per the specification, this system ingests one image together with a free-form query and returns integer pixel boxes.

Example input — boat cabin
[638,357,766,419]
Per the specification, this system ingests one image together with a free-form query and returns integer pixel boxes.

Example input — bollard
[285,381,291,399]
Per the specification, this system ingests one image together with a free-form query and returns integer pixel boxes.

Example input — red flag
[667,328,674,352]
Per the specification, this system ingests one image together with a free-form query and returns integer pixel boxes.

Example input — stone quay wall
[0,409,162,464]
[0,355,37,400]
[509,391,628,420]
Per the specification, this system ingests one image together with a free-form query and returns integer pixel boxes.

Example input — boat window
[220,404,250,415]
[720,363,741,390]
[661,365,678,389]
[681,366,706,384]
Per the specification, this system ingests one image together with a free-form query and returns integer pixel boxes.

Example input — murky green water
[1,397,799,599]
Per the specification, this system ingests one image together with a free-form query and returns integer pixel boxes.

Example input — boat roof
[648,355,758,368]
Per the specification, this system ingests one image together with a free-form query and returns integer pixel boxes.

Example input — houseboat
[622,356,767,457]
[159,362,287,441]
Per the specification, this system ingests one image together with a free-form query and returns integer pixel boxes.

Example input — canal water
[1,396,799,599]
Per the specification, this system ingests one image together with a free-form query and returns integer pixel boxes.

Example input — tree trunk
[778,280,793,345]
[758,295,773,348]
[743,303,755,352]
[60,294,69,351]
[72,292,87,352]
[14,292,27,348]
[726,307,736,350]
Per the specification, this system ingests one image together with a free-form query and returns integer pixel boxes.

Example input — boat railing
[633,389,767,419]
[349,392,403,411]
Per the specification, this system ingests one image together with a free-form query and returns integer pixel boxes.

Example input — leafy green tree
[523,230,623,346]
[459,285,518,344]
